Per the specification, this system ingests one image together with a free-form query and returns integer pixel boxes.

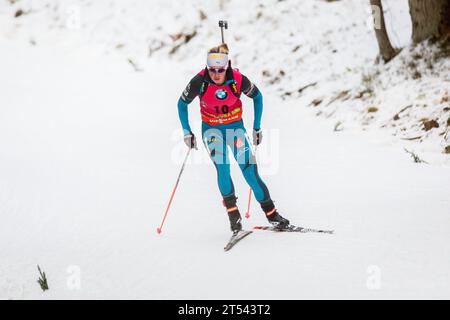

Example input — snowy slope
[3,0,448,161]
[1,0,450,299]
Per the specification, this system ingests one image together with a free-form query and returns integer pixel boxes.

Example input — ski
[254,225,334,234]
[224,230,252,251]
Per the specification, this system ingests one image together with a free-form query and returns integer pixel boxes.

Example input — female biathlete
[177,43,290,235]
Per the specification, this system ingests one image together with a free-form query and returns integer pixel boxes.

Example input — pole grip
[218,20,228,44]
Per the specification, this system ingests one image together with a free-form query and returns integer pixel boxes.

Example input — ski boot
[223,195,243,234]
[261,199,290,230]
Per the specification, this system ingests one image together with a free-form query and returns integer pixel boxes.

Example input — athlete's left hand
[253,129,262,146]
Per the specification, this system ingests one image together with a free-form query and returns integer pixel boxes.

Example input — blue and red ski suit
[177,66,272,206]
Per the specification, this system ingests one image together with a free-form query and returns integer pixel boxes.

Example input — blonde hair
[208,43,229,54]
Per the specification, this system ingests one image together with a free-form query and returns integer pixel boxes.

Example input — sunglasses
[208,68,226,73]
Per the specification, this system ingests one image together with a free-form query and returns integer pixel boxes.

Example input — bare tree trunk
[409,0,450,43]
[370,0,398,62]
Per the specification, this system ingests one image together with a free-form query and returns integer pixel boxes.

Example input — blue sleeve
[252,91,263,130]
[177,97,192,135]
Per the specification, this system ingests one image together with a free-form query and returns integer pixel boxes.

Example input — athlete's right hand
[184,132,198,150]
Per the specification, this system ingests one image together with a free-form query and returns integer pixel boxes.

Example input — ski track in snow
[1,38,449,299]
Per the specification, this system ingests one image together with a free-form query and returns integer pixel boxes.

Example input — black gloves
[253,129,262,146]
[184,132,198,150]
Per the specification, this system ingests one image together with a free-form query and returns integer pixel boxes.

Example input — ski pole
[244,135,258,219]
[244,146,257,219]
[245,186,253,219]
[218,20,228,44]
[157,148,191,234]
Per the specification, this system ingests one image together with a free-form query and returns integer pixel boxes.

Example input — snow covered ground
[1,0,449,299]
